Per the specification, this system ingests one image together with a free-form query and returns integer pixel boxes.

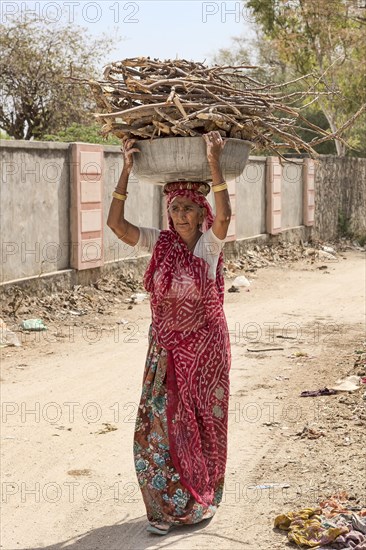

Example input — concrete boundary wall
[1,141,161,283]
[1,140,364,286]
[235,158,266,238]
[313,156,366,241]
[1,141,71,282]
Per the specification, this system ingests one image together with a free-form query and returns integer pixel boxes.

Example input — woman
[107,131,232,535]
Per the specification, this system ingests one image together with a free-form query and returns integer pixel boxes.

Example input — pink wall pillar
[303,158,315,226]
[266,157,282,235]
[70,144,104,270]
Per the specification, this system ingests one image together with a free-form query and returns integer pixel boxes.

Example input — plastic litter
[318,250,337,260]
[20,319,47,331]
[130,293,147,304]
[232,275,251,287]
[0,319,21,347]
[330,375,361,392]
[322,245,336,254]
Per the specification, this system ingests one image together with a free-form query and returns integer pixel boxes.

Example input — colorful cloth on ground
[319,514,366,549]
[275,508,366,548]
[320,495,366,519]
[133,328,222,525]
[139,188,231,511]
[274,508,349,548]
[300,388,338,397]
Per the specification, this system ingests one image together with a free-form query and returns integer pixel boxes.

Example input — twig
[85,57,363,155]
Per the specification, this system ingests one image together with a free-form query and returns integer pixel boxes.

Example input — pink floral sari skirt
[133,327,227,525]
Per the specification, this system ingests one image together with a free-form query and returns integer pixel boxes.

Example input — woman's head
[168,195,207,236]
[165,187,213,235]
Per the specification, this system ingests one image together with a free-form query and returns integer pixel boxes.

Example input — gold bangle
[112,191,127,201]
[119,225,129,240]
[212,182,228,193]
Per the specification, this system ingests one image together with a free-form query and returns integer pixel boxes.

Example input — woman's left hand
[203,131,227,164]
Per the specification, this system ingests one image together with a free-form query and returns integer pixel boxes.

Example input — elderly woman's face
[168,196,205,235]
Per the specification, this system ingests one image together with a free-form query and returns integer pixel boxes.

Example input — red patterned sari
[133,190,231,526]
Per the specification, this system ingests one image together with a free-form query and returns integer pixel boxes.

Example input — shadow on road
[29,514,248,550]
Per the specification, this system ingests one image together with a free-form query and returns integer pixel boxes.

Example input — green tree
[0,18,115,140]
[244,0,366,156]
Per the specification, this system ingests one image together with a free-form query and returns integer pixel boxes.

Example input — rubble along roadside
[1,237,364,329]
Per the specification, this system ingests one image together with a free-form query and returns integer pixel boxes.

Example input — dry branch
[85,57,362,155]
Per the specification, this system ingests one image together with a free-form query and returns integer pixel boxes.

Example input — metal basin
[132,137,253,184]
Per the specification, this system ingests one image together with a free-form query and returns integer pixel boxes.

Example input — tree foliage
[246,0,366,156]
[43,123,121,145]
[212,0,366,156]
[0,18,115,140]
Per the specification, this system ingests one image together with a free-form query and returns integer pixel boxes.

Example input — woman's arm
[107,139,140,246]
[203,131,231,240]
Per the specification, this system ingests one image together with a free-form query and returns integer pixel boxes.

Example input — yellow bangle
[112,191,127,201]
[119,225,129,240]
[212,182,228,193]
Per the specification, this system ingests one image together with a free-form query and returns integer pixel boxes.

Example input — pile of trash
[274,494,366,548]
[223,241,344,276]
[0,272,143,325]
[1,238,363,342]
[300,351,366,399]
[334,347,366,422]
[298,345,366,427]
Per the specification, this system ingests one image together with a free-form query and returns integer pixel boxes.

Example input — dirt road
[1,250,365,550]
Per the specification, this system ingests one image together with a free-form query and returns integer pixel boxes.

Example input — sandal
[146,523,171,535]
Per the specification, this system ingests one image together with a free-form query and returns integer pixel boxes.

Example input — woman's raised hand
[202,131,227,165]
[121,138,140,173]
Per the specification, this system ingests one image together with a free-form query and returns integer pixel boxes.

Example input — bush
[42,123,121,145]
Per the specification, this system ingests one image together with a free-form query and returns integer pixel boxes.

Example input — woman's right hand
[202,131,227,166]
[121,138,140,173]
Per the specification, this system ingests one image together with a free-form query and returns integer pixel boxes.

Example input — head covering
[163,181,210,196]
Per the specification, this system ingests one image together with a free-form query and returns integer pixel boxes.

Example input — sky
[1,1,256,67]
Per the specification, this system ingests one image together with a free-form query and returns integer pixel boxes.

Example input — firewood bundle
[88,57,356,156]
